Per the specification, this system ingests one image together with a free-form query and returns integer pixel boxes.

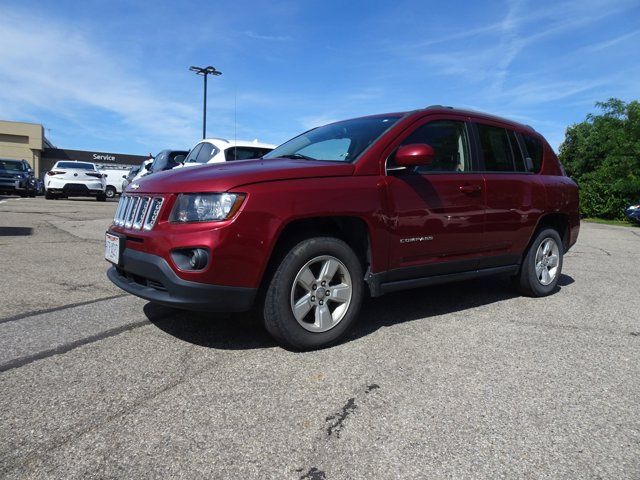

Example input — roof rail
[425,104,453,109]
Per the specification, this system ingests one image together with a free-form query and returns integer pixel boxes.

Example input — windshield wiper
[278,153,317,161]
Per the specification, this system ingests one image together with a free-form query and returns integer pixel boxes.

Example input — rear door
[473,122,545,267]
[384,116,486,278]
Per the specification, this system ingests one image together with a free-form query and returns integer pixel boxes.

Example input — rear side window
[522,134,543,173]
[477,124,518,172]
[398,120,471,173]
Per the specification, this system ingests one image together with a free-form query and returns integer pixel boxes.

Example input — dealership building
[0,120,149,176]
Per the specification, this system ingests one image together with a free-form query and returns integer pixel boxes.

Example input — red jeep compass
[106,106,579,350]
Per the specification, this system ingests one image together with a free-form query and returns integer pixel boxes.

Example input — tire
[263,237,364,350]
[105,186,116,199]
[96,193,107,202]
[515,228,563,297]
[45,190,56,200]
[29,190,36,198]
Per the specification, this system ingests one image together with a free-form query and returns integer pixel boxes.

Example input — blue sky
[1,0,639,154]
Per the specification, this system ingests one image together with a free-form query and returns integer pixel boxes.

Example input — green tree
[559,98,640,219]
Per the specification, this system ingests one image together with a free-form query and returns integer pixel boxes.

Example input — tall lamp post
[189,65,222,139]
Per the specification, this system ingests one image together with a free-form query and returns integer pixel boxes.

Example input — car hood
[127,158,355,193]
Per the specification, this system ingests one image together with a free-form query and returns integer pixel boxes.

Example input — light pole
[189,65,222,139]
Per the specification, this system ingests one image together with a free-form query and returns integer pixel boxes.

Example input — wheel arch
[527,213,570,254]
[259,215,372,292]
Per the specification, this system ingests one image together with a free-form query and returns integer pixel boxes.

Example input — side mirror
[174,155,186,164]
[145,163,152,170]
[395,144,435,167]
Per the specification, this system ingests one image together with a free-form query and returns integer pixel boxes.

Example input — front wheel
[105,186,116,199]
[263,237,364,350]
[515,228,563,297]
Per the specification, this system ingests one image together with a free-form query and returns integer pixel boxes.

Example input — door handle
[459,184,482,194]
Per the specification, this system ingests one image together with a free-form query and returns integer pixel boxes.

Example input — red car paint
[108,107,579,301]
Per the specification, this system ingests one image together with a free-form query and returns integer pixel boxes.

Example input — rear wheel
[105,186,116,199]
[515,228,563,297]
[263,237,363,350]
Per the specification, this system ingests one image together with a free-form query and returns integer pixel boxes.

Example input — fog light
[171,248,209,271]
[189,249,208,270]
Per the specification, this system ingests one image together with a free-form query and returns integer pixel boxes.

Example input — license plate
[105,232,120,264]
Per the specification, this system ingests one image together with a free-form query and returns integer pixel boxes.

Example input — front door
[384,118,486,279]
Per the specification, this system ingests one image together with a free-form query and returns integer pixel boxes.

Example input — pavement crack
[0,319,149,373]
[325,397,357,438]
[0,294,128,325]
[299,467,327,479]
[295,383,382,478]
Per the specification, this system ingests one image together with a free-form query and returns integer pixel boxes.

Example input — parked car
[121,166,140,191]
[625,204,640,225]
[106,106,580,350]
[99,166,131,199]
[177,138,275,168]
[0,158,37,197]
[149,149,189,174]
[45,161,106,201]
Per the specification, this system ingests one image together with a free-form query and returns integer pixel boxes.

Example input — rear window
[56,162,95,170]
[522,134,543,173]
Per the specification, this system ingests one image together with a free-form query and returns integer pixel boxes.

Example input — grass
[582,217,638,227]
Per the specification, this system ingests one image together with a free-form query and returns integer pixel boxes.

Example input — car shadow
[145,274,576,351]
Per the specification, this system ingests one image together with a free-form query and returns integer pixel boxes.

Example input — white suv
[45,161,107,201]
[178,138,276,168]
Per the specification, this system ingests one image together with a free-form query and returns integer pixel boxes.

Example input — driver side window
[400,120,471,173]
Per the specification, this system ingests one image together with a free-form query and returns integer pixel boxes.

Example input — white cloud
[0,9,199,150]
[244,31,293,42]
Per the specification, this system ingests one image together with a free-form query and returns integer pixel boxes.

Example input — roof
[420,105,536,132]
[200,138,277,149]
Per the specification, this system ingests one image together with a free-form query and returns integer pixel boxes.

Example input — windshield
[0,160,26,171]
[263,115,402,162]
[56,161,95,170]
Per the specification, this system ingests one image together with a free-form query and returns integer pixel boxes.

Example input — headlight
[629,205,640,210]
[169,193,245,223]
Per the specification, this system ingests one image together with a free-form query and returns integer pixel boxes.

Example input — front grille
[113,194,164,230]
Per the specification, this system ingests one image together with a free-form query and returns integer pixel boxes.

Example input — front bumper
[107,248,257,312]
[0,178,27,191]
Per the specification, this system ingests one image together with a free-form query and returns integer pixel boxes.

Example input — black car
[625,204,640,225]
[0,159,36,197]
[148,149,188,174]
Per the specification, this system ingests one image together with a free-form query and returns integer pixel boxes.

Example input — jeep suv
[106,106,580,350]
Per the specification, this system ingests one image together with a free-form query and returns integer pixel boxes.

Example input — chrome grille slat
[113,194,164,230]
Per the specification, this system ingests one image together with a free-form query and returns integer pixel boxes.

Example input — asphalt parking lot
[1,196,639,479]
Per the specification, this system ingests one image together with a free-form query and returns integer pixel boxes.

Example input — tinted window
[264,116,401,163]
[522,134,543,173]
[196,143,215,163]
[225,147,270,161]
[508,131,526,172]
[477,124,515,172]
[398,120,471,172]
[56,162,95,170]
[184,144,203,164]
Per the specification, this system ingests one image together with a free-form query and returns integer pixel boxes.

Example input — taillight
[46,170,66,176]
[85,172,103,178]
